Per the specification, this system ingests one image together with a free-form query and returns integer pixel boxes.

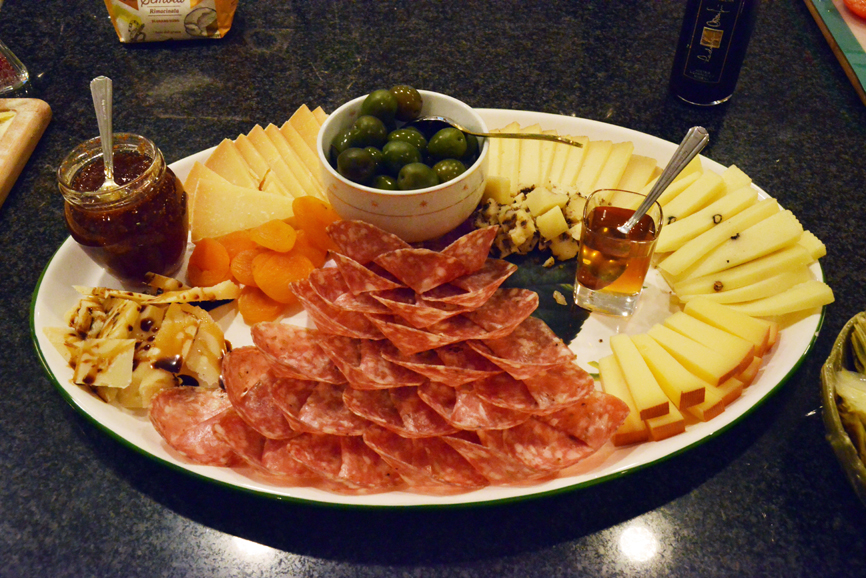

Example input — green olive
[371,174,398,190]
[433,158,467,183]
[329,127,360,166]
[365,146,384,174]
[382,140,422,176]
[352,115,388,149]
[387,127,427,156]
[462,134,479,163]
[360,89,399,127]
[398,162,440,190]
[390,85,423,122]
[427,127,467,160]
[337,147,377,184]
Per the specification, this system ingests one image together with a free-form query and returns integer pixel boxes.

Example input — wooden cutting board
[0,98,52,207]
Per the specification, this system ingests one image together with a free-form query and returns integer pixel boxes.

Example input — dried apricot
[293,196,341,252]
[249,219,297,253]
[230,247,266,287]
[252,250,315,304]
[290,230,328,268]
[237,286,285,324]
[187,238,232,287]
[215,230,258,260]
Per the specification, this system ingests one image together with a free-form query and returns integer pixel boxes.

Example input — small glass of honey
[574,189,663,316]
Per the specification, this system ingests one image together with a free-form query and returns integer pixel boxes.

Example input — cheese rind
[630,333,707,409]
[598,355,649,446]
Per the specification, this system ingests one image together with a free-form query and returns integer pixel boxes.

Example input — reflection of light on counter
[231,536,278,561]
[618,524,659,563]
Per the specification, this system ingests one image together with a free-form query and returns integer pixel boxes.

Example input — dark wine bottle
[669,0,759,106]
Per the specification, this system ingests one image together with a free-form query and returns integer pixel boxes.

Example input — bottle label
[680,0,745,84]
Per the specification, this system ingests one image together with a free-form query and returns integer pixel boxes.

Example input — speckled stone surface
[2,1,866,576]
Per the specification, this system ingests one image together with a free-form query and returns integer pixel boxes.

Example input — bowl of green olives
[317,87,489,243]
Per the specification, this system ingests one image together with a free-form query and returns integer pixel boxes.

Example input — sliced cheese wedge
[191,178,295,240]
[264,123,323,195]
[247,125,309,198]
[517,124,542,190]
[548,135,588,192]
[598,354,649,446]
[662,311,755,375]
[678,266,813,305]
[682,298,773,357]
[574,139,612,195]
[593,141,634,191]
[646,324,741,386]
[636,170,700,211]
[659,171,725,226]
[646,404,686,441]
[722,280,834,317]
[538,129,559,188]
[655,186,758,253]
[610,333,670,420]
[288,104,322,153]
[203,139,258,189]
[721,164,752,193]
[630,333,707,409]
[616,154,657,193]
[279,119,324,185]
[498,121,521,195]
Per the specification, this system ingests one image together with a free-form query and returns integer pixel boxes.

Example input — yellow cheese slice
[278,120,324,188]
[646,324,741,386]
[517,124,542,190]
[737,356,762,387]
[616,154,657,193]
[673,244,814,296]
[191,177,295,241]
[288,104,322,155]
[593,141,634,191]
[636,170,700,211]
[263,123,322,197]
[645,404,685,441]
[574,139,612,195]
[678,266,813,305]
[486,128,503,178]
[233,133,271,182]
[723,280,834,318]
[547,135,588,192]
[498,121,521,196]
[630,333,707,409]
[721,164,752,193]
[682,298,772,357]
[246,125,309,198]
[684,209,804,280]
[537,129,559,187]
[662,311,755,375]
[598,354,649,446]
[203,139,258,189]
[684,384,726,422]
[73,338,135,388]
[660,170,725,225]
[798,230,827,259]
[311,106,328,125]
[655,186,758,253]
[610,334,670,420]
[658,197,780,277]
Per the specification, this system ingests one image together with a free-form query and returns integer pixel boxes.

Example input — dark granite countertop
[2,1,866,576]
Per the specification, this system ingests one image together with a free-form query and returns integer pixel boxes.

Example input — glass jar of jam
[57,133,188,283]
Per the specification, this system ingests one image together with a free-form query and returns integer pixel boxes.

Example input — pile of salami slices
[149,221,629,494]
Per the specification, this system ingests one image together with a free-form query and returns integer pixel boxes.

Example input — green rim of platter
[29,238,828,510]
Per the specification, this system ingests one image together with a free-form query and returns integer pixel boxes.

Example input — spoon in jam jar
[89,76,119,192]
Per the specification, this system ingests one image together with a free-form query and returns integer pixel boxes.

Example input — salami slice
[442,431,550,484]
[291,279,384,339]
[417,381,531,430]
[251,322,346,384]
[382,343,500,386]
[327,220,410,265]
[389,386,458,437]
[363,425,488,491]
[268,376,318,433]
[372,290,466,329]
[333,289,392,314]
[472,372,541,413]
[307,266,351,304]
[149,386,237,466]
[537,391,629,450]
[284,433,401,491]
[332,252,402,294]
[373,248,467,294]
[316,334,425,389]
[367,315,462,356]
[422,259,517,309]
[426,315,488,341]
[221,346,298,439]
[213,409,268,471]
[260,438,319,479]
[466,288,538,338]
[468,317,576,380]
[484,418,596,472]
[297,381,369,435]
[342,388,404,431]
[522,362,595,410]
[441,226,498,273]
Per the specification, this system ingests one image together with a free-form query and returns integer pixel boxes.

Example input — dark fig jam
[58,134,188,283]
